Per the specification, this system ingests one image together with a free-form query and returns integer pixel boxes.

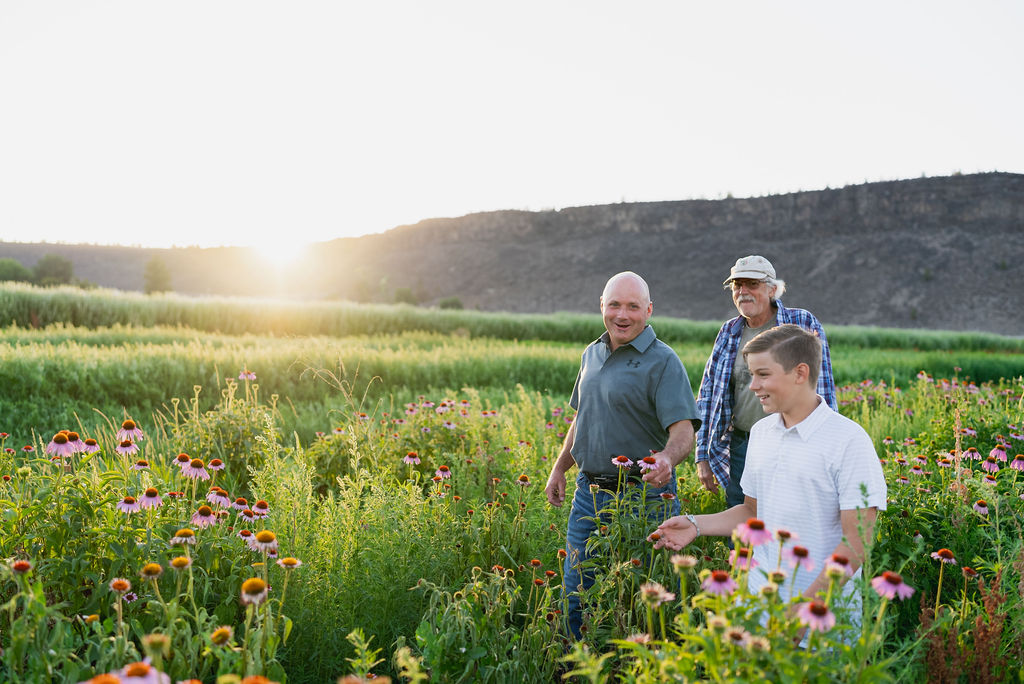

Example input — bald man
[545,271,701,639]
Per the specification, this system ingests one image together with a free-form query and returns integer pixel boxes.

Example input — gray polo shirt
[569,325,701,477]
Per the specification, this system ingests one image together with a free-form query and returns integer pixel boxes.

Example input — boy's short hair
[742,324,822,385]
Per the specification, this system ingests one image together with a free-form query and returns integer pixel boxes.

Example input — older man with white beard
[694,256,837,513]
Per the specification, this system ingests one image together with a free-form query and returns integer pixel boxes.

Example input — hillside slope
[3,172,1022,335]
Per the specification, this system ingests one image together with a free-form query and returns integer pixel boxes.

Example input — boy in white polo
[652,324,886,611]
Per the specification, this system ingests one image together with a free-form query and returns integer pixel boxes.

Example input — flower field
[1,286,1023,682]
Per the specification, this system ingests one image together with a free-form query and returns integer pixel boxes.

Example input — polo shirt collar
[598,324,657,353]
[765,395,832,441]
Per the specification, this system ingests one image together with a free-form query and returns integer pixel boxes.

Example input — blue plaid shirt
[695,301,837,488]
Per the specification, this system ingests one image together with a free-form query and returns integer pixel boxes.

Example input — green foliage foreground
[1,371,1023,682]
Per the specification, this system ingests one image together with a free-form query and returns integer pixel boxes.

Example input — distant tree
[394,287,418,305]
[143,255,172,294]
[32,254,74,286]
[438,296,463,310]
[0,258,33,283]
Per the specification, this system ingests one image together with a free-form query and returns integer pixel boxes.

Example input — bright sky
[1,1,1021,259]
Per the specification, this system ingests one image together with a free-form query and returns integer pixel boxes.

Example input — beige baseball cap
[723,255,776,285]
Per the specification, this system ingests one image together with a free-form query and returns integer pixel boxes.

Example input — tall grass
[2,282,1022,351]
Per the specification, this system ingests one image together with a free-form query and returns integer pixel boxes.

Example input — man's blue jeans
[562,471,681,639]
[725,430,749,509]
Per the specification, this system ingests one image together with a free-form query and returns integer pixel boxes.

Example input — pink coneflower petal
[116,419,145,442]
[972,499,989,515]
[728,547,758,570]
[1011,455,1024,471]
[930,548,957,564]
[191,505,219,529]
[208,458,225,471]
[735,518,773,546]
[701,570,737,596]
[797,601,836,633]
[46,433,75,457]
[982,457,1000,473]
[139,487,163,509]
[637,456,658,472]
[871,571,915,600]
[181,458,211,481]
[435,465,452,479]
[611,455,633,469]
[784,545,815,572]
[252,500,270,518]
[403,451,421,465]
[116,495,142,514]
[131,459,150,471]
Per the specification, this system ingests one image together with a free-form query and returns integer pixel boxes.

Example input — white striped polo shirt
[741,396,887,605]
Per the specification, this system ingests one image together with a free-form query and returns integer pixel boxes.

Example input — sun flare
[249,238,309,267]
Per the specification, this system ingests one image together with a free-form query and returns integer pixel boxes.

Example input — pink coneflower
[442,421,456,430]
[638,582,676,608]
[729,547,758,570]
[249,530,278,554]
[909,465,925,476]
[333,427,346,435]
[21,445,33,453]
[982,457,1000,473]
[660,492,676,501]
[66,431,86,453]
[109,577,132,594]
[973,499,989,515]
[191,505,218,529]
[208,458,225,472]
[116,495,142,514]
[421,427,431,434]
[775,528,797,544]
[237,529,253,542]
[871,571,915,600]
[238,369,256,381]
[46,433,75,458]
[206,487,232,508]
[937,458,953,468]
[277,556,302,570]
[11,559,33,574]
[174,453,191,468]
[735,518,773,546]
[167,490,185,500]
[826,553,852,578]
[182,458,210,481]
[116,419,145,442]
[252,500,269,518]
[701,570,738,596]
[882,436,894,445]
[131,459,150,471]
[115,439,139,456]
[403,451,420,465]
[784,545,815,572]
[238,508,256,524]
[983,474,997,486]
[516,474,531,487]
[990,444,1008,462]
[914,455,928,465]
[962,426,977,436]
[611,455,633,469]
[722,626,750,648]
[435,465,452,479]
[638,456,658,472]
[931,548,957,564]
[170,529,196,546]
[1011,455,1024,471]
[122,591,139,603]
[139,487,163,509]
[798,601,836,633]
[231,496,249,511]
[964,447,981,461]
[240,577,268,606]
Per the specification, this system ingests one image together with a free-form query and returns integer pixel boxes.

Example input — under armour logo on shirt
[626,359,641,368]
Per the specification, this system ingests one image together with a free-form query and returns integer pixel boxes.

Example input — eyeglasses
[729,279,765,291]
